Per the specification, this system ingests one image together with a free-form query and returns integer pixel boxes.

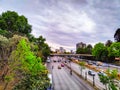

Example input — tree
[105,40,113,47]
[0,35,10,82]
[106,69,119,90]
[86,44,92,54]
[0,35,9,61]
[0,29,12,38]
[33,36,51,61]
[108,42,120,58]
[76,47,85,54]
[114,28,120,42]
[99,69,119,90]
[8,39,50,90]
[0,11,32,37]
[99,74,109,90]
[92,42,107,61]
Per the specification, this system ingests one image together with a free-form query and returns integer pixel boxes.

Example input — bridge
[50,53,93,57]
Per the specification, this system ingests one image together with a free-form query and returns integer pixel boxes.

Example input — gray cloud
[0,0,120,51]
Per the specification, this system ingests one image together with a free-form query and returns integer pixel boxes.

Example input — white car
[47,59,51,63]
[47,74,54,90]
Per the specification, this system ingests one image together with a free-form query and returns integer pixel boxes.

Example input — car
[58,65,61,69]
[88,70,95,76]
[53,60,56,62]
[47,74,54,90]
[47,59,51,63]
[64,61,67,63]
[98,71,107,76]
[61,63,64,67]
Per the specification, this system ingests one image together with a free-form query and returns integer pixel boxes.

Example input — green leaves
[92,42,107,61]
[0,11,32,37]
[10,39,46,75]
[8,38,50,89]
[99,69,119,90]
[108,42,120,57]
[99,74,109,85]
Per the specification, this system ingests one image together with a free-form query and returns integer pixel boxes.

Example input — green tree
[114,28,120,42]
[92,42,108,61]
[76,47,85,54]
[8,39,49,90]
[99,69,119,90]
[99,74,109,90]
[106,69,119,90]
[34,36,51,61]
[0,29,12,38]
[0,11,32,37]
[108,42,120,58]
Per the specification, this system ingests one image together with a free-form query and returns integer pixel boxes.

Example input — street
[46,57,94,90]
[66,61,105,90]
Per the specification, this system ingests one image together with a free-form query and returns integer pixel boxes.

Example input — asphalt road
[46,57,94,90]
[66,62,105,90]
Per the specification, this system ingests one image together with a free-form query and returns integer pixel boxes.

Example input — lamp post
[69,61,72,75]
[93,75,95,86]
[85,71,87,80]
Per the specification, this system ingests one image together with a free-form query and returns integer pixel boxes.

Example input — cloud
[0,0,120,51]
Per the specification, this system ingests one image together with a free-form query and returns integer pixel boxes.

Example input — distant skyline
[0,0,120,51]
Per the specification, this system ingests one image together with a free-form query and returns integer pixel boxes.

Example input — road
[66,61,105,90]
[46,57,94,90]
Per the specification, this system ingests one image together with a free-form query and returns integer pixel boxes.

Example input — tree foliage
[108,42,120,57]
[76,44,92,54]
[8,39,49,89]
[31,36,51,61]
[0,11,32,37]
[92,43,108,61]
[99,69,119,90]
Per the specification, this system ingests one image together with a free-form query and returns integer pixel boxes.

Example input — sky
[0,0,120,51]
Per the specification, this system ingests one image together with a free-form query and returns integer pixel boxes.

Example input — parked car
[88,70,95,76]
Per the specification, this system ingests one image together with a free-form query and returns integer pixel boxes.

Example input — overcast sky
[0,0,120,51]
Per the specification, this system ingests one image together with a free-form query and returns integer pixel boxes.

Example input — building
[59,47,66,53]
[55,47,66,54]
[76,42,86,50]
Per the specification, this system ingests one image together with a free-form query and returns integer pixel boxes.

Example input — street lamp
[93,75,95,86]
[85,71,87,80]
[69,61,72,75]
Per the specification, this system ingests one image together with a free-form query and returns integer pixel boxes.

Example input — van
[47,74,54,90]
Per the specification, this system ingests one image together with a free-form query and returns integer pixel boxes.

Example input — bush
[13,73,50,90]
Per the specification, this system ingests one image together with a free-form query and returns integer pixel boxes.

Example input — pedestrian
[70,69,72,75]
[52,65,54,69]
